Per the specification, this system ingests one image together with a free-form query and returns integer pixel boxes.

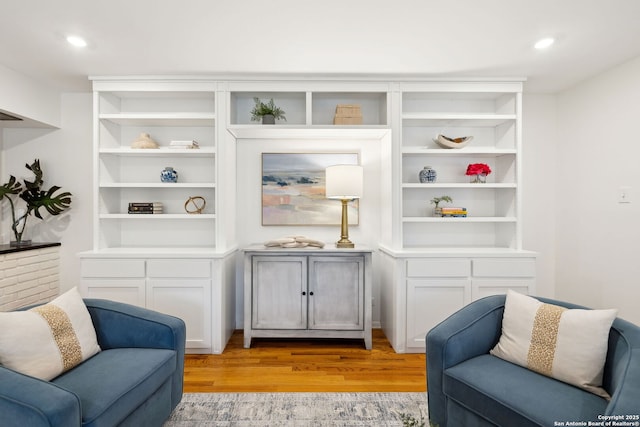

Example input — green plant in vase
[430,195,452,217]
[250,97,287,124]
[0,159,72,246]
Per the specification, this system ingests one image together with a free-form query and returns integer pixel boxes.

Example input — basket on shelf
[334,104,363,125]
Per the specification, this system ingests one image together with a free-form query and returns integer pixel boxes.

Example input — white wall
[521,93,557,298]
[555,56,640,324]
[1,93,93,291]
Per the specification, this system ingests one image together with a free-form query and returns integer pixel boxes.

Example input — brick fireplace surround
[0,242,60,311]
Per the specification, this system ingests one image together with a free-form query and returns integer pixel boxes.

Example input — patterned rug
[163,392,428,426]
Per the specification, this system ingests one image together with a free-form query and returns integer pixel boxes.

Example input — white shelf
[99,147,215,156]
[99,214,216,219]
[99,183,216,188]
[402,113,516,127]
[79,247,232,258]
[402,148,516,156]
[379,244,536,257]
[402,183,516,189]
[227,125,391,140]
[402,216,517,223]
[99,113,216,126]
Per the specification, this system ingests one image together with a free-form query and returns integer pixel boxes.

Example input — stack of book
[128,202,163,214]
[440,207,467,217]
[169,140,199,149]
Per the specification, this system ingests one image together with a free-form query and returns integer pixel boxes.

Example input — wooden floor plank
[183,329,426,393]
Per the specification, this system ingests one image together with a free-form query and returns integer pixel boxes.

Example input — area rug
[163,392,428,426]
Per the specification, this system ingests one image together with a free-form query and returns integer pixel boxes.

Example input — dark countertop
[0,242,61,255]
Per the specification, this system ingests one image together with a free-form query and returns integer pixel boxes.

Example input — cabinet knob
[309,291,314,296]
[302,291,306,296]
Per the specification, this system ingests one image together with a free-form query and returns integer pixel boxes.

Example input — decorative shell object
[434,134,473,149]
[131,132,159,149]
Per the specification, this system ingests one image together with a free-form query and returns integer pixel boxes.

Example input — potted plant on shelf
[0,159,72,246]
[430,195,453,217]
[250,97,286,124]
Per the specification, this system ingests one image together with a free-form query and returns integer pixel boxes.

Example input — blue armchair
[427,294,640,427]
[0,299,186,427]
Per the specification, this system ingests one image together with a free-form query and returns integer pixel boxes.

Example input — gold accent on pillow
[33,304,83,372]
[527,303,566,376]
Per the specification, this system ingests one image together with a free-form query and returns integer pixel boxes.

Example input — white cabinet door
[308,256,364,331]
[406,279,471,351]
[251,256,307,330]
[146,259,212,351]
[146,279,212,350]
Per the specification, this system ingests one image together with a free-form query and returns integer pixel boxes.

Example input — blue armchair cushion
[0,287,101,380]
[490,290,617,398]
[444,354,608,427]
[52,348,176,427]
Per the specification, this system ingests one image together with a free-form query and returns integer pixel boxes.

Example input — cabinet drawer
[147,259,211,278]
[406,258,470,278]
[472,278,535,300]
[81,259,145,278]
[472,258,536,277]
[80,279,145,306]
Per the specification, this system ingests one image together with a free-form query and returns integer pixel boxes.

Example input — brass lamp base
[336,239,355,248]
[335,198,355,248]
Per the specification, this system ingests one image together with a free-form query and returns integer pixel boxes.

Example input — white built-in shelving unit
[80,79,236,354]
[77,76,536,355]
[227,82,389,127]
[378,81,536,353]
[397,83,522,250]
[93,85,218,250]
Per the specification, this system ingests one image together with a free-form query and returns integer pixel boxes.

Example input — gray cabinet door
[252,256,307,330]
[308,256,364,330]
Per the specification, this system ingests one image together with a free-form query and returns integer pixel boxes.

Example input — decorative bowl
[433,134,473,149]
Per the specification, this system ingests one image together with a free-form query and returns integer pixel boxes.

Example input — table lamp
[325,164,363,248]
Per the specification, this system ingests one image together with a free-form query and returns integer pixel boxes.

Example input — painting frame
[261,152,360,226]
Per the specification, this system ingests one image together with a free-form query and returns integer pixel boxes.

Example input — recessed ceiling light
[534,38,555,50]
[66,35,87,48]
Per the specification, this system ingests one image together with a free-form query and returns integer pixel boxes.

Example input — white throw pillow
[490,290,617,399]
[0,287,101,380]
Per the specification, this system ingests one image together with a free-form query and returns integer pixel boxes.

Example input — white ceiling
[2,0,640,93]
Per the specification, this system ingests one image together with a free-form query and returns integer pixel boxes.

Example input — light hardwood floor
[184,329,426,393]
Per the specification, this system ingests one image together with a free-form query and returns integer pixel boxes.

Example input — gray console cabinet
[243,246,372,349]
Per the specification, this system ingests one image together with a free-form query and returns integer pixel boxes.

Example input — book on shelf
[128,202,164,214]
[169,140,199,149]
[439,207,467,217]
[129,202,162,208]
[128,207,164,214]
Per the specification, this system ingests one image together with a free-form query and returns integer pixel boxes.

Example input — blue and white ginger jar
[160,167,178,183]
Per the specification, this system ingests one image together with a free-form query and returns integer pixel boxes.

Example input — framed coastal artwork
[261,152,360,226]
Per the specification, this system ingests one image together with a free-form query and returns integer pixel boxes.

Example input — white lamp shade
[325,164,363,199]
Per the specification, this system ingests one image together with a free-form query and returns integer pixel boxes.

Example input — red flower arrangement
[465,163,492,176]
